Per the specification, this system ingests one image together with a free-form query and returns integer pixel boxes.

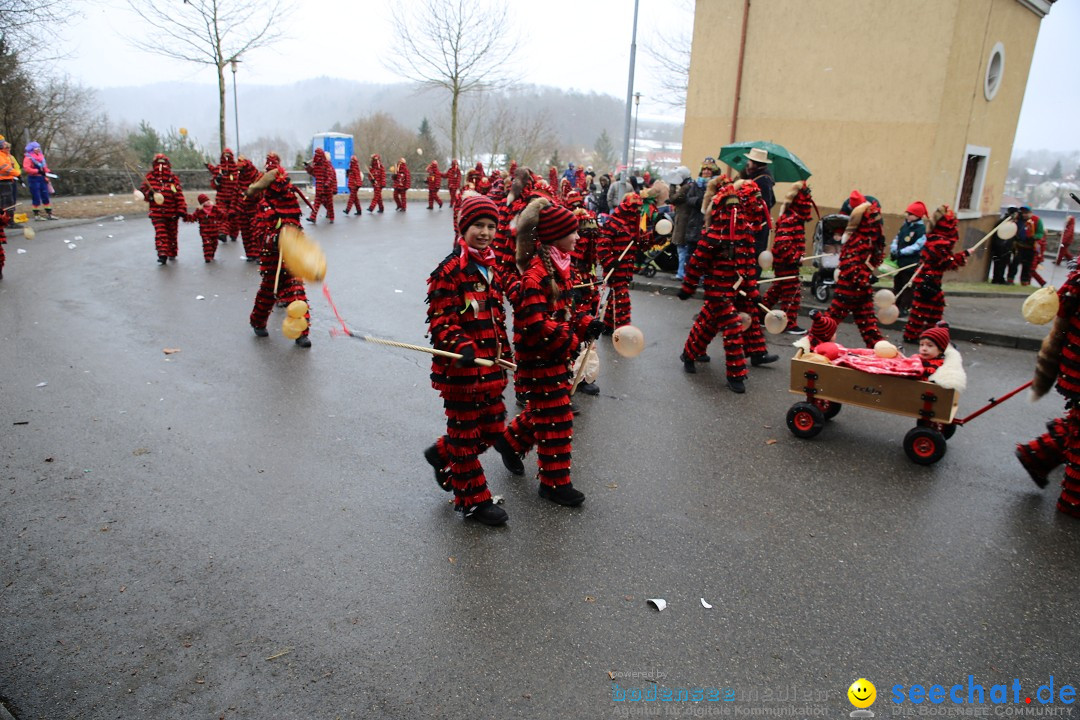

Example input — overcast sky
[53,0,1078,155]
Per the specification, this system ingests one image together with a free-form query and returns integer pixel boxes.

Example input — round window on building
[985,42,1004,101]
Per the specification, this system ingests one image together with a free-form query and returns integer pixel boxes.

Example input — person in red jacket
[245,153,312,348]
[825,191,884,347]
[367,154,386,213]
[499,197,604,507]
[677,180,749,393]
[445,159,462,207]
[139,154,188,265]
[234,156,261,261]
[764,181,813,334]
[344,155,363,215]
[1056,216,1075,266]
[305,148,337,224]
[183,193,223,262]
[206,148,239,241]
[902,205,971,344]
[392,158,411,211]
[733,179,778,366]
[423,194,514,526]
[425,159,443,209]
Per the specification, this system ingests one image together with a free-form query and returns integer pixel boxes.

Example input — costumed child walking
[425,159,443,209]
[244,153,313,348]
[902,205,971,345]
[445,159,462,208]
[344,155,363,215]
[367,155,386,213]
[596,192,644,334]
[206,148,239,241]
[825,192,885,348]
[763,181,813,335]
[392,158,411,212]
[305,148,337,224]
[184,193,224,263]
[1014,269,1080,518]
[499,198,605,507]
[423,195,514,526]
[677,180,750,393]
[139,153,187,265]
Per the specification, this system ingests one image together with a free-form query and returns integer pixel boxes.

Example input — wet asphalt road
[1,206,1079,719]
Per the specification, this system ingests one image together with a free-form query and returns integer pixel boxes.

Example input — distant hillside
[96,77,679,159]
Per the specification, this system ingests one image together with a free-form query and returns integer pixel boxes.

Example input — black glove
[890,250,898,261]
[454,344,476,367]
[677,289,692,300]
[584,319,606,341]
[867,274,876,286]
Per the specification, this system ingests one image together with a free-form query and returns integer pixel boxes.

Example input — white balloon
[416,147,424,156]
[612,325,645,357]
[654,218,673,236]
[737,312,752,331]
[874,288,896,309]
[764,310,787,334]
[997,221,1018,240]
[876,304,900,325]
[873,340,899,358]
[133,189,144,201]
[758,250,774,270]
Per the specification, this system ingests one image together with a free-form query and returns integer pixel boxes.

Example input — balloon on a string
[737,312,752,331]
[997,221,1018,240]
[763,309,787,334]
[874,289,896,309]
[153,192,164,205]
[758,249,773,270]
[612,325,645,357]
[876,304,900,325]
[654,217,673,236]
[133,190,144,201]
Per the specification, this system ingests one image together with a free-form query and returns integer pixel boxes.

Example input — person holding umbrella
[739,148,775,274]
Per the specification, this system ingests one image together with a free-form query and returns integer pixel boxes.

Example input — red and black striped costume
[764,182,812,330]
[207,148,239,240]
[679,184,748,382]
[825,201,884,347]
[393,159,411,211]
[307,148,336,223]
[344,155,363,215]
[445,160,462,207]
[1018,271,1080,517]
[425,160,443,209]
[504,248,594,491]
[426,243,512,509]
[903,206,969,343]
[367,155,386,212]
[234,157,261,260]
[247,168,311,338]
[596,193,643,332]
[569,198,600,315]
[733,181,770,357]
[0,209,8,279]
[467,163,489,195]
[184,199,222,262]
[139,154,187,261]
[548,166,558,194]
[493,169,552,280]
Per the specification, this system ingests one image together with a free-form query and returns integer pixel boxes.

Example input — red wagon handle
[953,380,1033,426]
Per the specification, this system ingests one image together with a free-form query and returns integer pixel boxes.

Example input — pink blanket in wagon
[830,348,925,378]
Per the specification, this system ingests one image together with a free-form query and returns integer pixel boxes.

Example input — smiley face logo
[848,679,877,709]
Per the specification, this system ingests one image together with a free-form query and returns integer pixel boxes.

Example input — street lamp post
[631,92,642,171]
[230,57,241,152]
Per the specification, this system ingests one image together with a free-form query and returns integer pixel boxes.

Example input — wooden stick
[272,248,284,298]
[346,331,511,369]
[602,238,638,284]
[896,265,923,298]
[571,285,613,394]
[756,274,800,286]
[799,253,829,262]
[875,262,918,278]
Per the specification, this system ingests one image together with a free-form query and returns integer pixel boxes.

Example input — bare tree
[0,0,76,55]
[641,0,693,110]
[386,0,515,161]
[123,0,291,154]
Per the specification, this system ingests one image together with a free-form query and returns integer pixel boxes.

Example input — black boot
[578,381,600,396]
[538,483,585,507]
[726,377,746,394]
[423,444,453,492]
[295,335,312,348]
[493,435,525,476]
[750,352,779,366]
[680,352,696,373]
[461,500,508,526]
[157,255,167,265]
[252,325,269,337]
[45,208,55,220]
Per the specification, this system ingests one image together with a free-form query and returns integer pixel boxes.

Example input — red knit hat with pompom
[457,194,499,233]
[197,193,210,205]
[809,311,838,346]
[536,204,578,244]
[920,323,951,352]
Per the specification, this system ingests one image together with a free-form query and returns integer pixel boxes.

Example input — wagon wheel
[641,266,657,278]
[812,279,831,303]
[814,399,842,420]
[903,427,947,465]
[787,402,825,439]
[941,423,957,439]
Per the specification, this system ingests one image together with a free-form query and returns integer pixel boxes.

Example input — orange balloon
[612,325,645,357]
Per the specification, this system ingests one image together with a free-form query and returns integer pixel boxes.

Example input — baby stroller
[809,213,848,303]
[635,209,678,278]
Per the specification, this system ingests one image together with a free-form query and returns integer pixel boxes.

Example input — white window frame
[956,145,991,220]
[984,42,1005,101]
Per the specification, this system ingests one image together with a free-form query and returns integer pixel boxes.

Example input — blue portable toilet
[311,132,354,194]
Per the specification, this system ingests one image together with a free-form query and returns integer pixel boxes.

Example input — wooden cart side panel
[789,357,958,423]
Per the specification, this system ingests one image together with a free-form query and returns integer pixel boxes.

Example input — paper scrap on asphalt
[163,348,181,355]
[647,598,667,612]
[195,295,205,300]
[36,382,47,388]
[701,598,713,609]
[17,248,26,253]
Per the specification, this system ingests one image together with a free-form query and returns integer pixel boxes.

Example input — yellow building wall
[683,0,1043,280]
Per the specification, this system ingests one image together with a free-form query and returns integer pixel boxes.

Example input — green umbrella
[718,141,812,183]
